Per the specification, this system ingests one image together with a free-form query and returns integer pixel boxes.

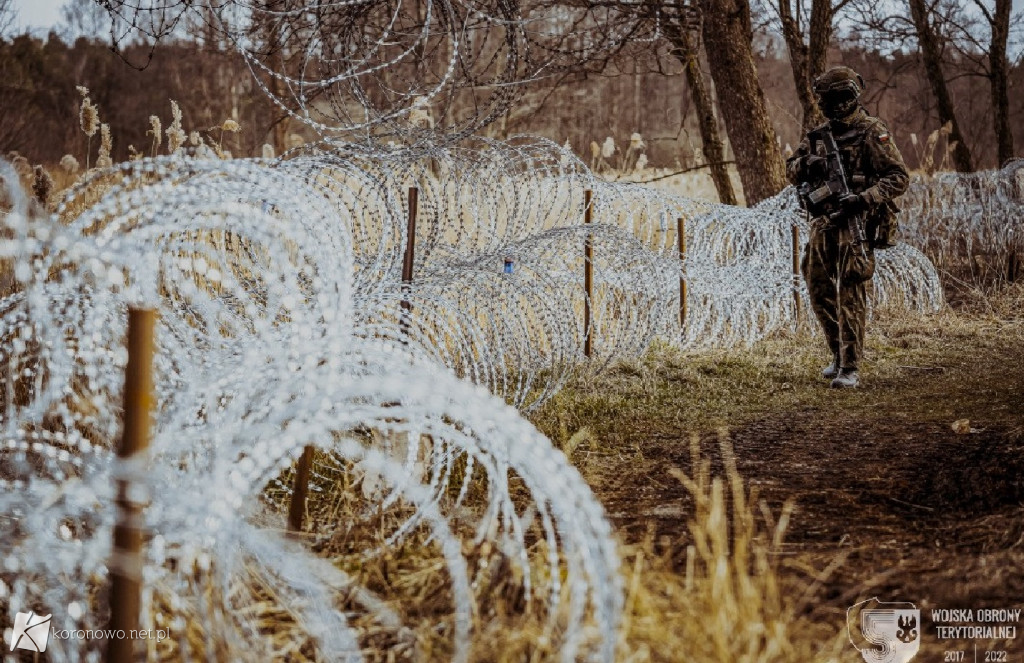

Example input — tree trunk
[665,23,738,206]
[990,0,1015,166]
[807,0,832,82]
[777,0,826,129]
[908,0,974,172]
[264,0,290,154]
[777,0,815,128]
[697,0,787,205]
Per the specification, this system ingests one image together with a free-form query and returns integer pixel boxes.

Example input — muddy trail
[533,299,1024,657]
[606,412,1023,630]
[601,422,1024,658]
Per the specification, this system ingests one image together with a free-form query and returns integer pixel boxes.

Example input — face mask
[817,84,859,121]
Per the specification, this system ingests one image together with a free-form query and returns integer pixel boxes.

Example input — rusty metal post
[583,189,594,358]
[108,309,156,663]
[791,222,802,321]
[287,445,314,533]
[400,187,419,335]
[677,217,687,329]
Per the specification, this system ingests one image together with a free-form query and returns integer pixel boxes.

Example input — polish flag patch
[878,133,891,143]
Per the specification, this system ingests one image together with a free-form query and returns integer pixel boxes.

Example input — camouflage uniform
[786,68,910,376]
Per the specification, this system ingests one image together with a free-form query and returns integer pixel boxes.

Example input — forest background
[0,0,1022,206]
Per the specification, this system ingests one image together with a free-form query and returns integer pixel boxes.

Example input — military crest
[848,597,921,663]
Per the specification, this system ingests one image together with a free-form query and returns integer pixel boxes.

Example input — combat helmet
[813,66,865,121]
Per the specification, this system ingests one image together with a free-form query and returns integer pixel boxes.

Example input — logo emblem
[9,611,52,652]
[848,598,920,663]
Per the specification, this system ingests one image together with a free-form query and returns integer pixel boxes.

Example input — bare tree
[697,0,787,204]
[579,0,773,204]
[0,62,33,154]
[774,0,854,129]
[253,0,291,154]
[985,0,1015,165]
[60,0,115,41]
[662,16,738,205]
[985,0,1016,165]
[945,0,1017,165]
[536,0,740,204]
[908,0,975,171]
[525,0,739,203]
[0,0,15,37]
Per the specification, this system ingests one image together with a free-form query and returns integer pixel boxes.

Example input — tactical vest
[825,120,900,248]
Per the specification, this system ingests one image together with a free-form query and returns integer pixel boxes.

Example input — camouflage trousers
[801,217,876,370]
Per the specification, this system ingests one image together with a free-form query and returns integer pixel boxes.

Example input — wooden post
[287,445,314,533]
[400,187,419,335]
[677,217,687,329]
[583,189,594,358]
[402,187,419,286]
[791,222,802,321]
[108,309,156,663]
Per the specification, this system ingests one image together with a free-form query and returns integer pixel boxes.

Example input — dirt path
[532,298,1024,658]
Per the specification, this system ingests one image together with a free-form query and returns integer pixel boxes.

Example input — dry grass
[602,165,746,205]
[249,430,855,662]
[616,433,851,663]
[532,283,1024,451]
[908,122,957,176]
[528,282,1024,663]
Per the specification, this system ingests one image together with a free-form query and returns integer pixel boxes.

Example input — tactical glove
[803,155,827,179]
[839,192,868,216]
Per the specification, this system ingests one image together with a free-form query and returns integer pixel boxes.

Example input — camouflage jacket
[786,107,910,208]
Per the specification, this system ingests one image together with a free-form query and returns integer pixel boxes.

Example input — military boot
[822,353,841,380]
[830,369,859,389]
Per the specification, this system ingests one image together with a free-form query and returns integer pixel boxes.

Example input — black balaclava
[813,66,864,123]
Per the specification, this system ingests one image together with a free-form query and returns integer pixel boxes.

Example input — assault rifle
[797,127,868,256]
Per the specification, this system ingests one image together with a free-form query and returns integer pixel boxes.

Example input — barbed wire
[899,159,1024,286]
[0,142,962,659]
[4,1,1019,657]
[1,153,627,662]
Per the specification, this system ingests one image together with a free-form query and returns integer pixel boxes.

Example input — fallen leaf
[951,419,970,434]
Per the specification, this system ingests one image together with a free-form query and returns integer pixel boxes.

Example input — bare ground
[531,286,1024,659]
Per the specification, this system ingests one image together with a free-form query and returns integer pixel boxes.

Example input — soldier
[786,66,910,388]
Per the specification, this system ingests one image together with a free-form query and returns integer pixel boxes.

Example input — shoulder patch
[878,133,891,143]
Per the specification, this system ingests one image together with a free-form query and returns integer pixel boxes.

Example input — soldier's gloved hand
[839,192,868,216]
[803,155,827,179]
